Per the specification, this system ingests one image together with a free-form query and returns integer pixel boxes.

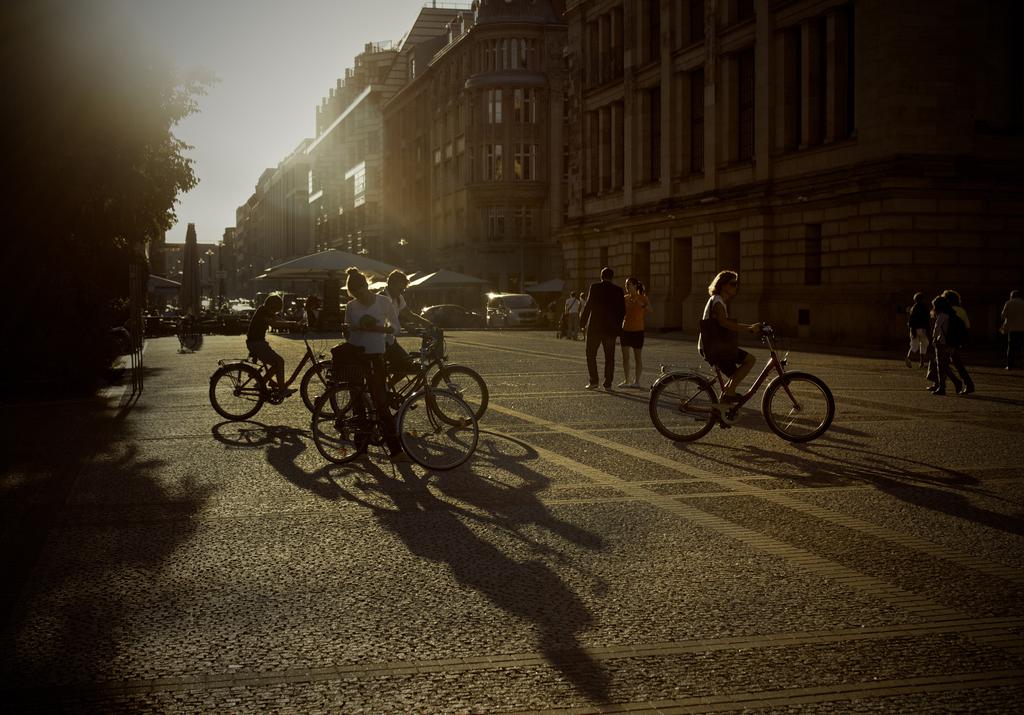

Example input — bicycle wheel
[648,374,717,441]
[310,385,369,464]
[209,363,265,420]
[300,359,337,414]
[430,364,489,422]
[398,389,479,470]
[762,371,835,442]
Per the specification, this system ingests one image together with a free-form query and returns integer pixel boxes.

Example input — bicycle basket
[330,343,370,385]
[420,333,447,361]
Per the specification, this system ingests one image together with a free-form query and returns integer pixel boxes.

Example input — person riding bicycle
[380,270,433,380]
[246,293,293,397]
[345,267,406,461]
[698,270,761,403]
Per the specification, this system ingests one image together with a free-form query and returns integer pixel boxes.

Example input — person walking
[580,267,626,391]
[303,294,321,331]
[942,289,975,394]
[618,277,652,389]
[906,292,930,368]
[564,291,582,339]
[1001,289,1024,370]
[928,294,962,396]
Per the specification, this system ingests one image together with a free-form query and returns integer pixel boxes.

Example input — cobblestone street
[2,331,1023,713]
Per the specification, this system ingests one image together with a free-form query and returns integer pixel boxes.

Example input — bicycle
[208,334,335,421]
[311,349,479,470]
[331,326,489,422]
[648,323,835,443]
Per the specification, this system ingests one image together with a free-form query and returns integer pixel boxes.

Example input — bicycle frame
[655,328,796,422]
[218,336,322,392]
[386,331,446,401]
[709,335,788,409]
[650,324,834,442]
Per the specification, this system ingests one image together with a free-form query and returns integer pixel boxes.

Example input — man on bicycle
[698,270,760,402]
[246,293,293,397]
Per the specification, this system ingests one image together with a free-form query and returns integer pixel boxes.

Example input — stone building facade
[561,0,1024,345]
[307,42,402,260]
[231,141,312,297]
[382,0,569,291]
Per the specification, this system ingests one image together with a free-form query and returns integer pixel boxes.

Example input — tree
[0,0,213,393]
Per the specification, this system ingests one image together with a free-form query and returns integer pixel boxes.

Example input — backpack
[946,311,968,348]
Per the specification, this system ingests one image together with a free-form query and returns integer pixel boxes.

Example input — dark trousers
[1008,331,1024,369]
[586,330,617,387]
[948,347,973,390]
[931,345,962,392]
[354,355,401,454]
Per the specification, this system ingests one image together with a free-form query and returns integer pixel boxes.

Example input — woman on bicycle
[344,268,406,461]
[698,270,761,402]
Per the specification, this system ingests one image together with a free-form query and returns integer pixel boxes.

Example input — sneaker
[617,380,631,388]
[603,384,613,391]
[931,389,946,396]
[720,393,742,404]
[272,387,297,398]
[585,383,599,390]
[957,385,975,395]
[631,381,643,389]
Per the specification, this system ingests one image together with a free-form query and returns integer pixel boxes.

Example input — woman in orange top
[618,277,653,388]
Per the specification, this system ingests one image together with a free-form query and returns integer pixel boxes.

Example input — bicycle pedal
[712,403,739,424]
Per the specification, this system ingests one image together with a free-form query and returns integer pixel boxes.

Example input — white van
[485,293,540,328]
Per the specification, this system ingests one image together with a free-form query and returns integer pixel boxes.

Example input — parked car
[485,293,541,328]
[420,304,486,329]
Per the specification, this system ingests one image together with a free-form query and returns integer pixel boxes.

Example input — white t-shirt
[380,289,408,344]
[346,294,399,355]
[1003,297,1024,332]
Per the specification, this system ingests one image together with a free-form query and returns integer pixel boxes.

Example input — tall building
[263,140,313,263]
[561,0,1024,344]
[382,0,569,290]
[307,37,417,260]
[229,141,313,297]
[232,183,266,298]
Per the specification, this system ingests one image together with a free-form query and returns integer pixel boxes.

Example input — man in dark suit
[580,266,626,390]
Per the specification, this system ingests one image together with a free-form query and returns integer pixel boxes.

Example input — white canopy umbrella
[259,249,401,281]
[407,269,488,289]
[148,274,181,294]
[525,278,565,293]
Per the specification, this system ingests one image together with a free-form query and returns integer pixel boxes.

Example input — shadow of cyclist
[374,470,612,704]
[249,422,613,704]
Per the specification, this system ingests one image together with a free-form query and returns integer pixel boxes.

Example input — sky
[125,0,438,244]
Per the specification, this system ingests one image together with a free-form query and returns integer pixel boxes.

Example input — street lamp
[397,238,409,269]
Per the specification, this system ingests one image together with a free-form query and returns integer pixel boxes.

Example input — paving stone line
[485,403,1024,660]
[501,671,1024,715]
[746,491,1024,586]
[6,619,1022,700]
[488,403,1024,587]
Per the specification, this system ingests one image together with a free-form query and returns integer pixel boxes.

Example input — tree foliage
[1,0,213,393]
